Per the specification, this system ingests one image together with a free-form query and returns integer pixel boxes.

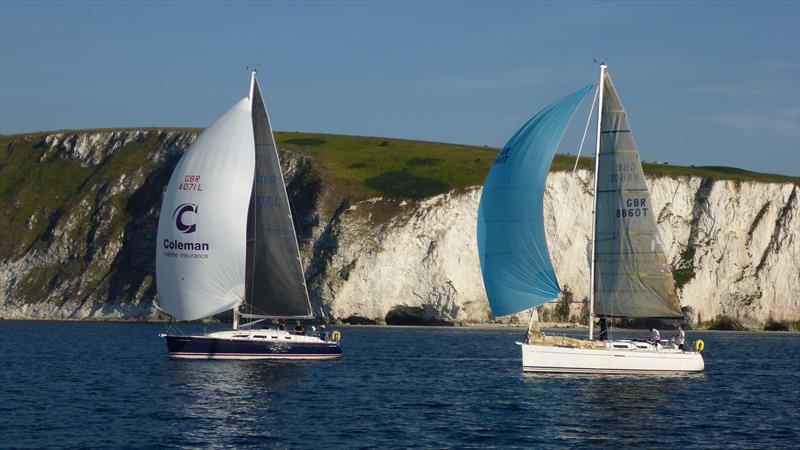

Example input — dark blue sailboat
[157,72,342,360]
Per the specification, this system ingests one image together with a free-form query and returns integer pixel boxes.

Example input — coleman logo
[163,202,210,256]
[173,203,198,234]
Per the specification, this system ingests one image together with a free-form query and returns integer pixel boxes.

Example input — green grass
[274,132,496,202]
[282,137,327,146]
[3,129,798,233]
[641,162,798,184]
[703,315,746,331]
[671,246,697,291]
[275,132,798,204]
[549,154,799,185]
[0,134,92,258]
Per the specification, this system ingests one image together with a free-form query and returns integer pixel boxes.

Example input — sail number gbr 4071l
[617,198,648,218]
[178,175,203,191]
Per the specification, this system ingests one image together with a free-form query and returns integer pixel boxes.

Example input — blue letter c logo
[173,203,198,234]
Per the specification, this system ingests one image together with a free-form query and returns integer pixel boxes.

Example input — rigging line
[553,84,600,267]
[571,84,600,181]
[539,84,597,290]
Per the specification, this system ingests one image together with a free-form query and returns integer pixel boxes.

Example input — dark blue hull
[164,335,343,360]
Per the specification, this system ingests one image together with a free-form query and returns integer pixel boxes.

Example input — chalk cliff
[1,130,797,327]
[315,174,799,327]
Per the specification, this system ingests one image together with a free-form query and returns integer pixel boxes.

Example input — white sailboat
[478,64,703,374]
[156,71,342,360]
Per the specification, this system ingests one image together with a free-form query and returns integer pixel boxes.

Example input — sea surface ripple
[1,322,798,448]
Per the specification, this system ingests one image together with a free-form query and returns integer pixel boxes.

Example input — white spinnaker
[156,98,255,321]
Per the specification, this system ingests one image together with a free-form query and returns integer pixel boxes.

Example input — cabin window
[614,345,628,349]
[271,336,278,339]
[254,335,267,339]
[285,337,291,340]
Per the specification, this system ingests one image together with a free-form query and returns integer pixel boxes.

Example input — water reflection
[519,368,706,445]
[156,360,309,445]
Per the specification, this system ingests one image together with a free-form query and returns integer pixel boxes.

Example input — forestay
[593,72,682,318]
[478,85,594,317]
[156,99,255,321]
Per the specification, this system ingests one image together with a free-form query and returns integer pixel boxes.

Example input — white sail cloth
[593,73,682,318]
[156,98,255,321]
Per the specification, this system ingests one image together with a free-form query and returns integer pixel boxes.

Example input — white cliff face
[311,191,491,324]
[1,130,797,326]
[315,171,799,326]
[41,131,149,167]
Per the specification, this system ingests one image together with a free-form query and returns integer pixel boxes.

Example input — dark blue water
[1,322,798,449]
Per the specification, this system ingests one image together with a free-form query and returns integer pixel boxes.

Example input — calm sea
[1,321,798,449]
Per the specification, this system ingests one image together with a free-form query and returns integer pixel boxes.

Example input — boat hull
[522,341,704,374]
[164,334,343,360]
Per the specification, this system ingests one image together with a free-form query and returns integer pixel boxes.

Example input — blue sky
[1,1,798,176]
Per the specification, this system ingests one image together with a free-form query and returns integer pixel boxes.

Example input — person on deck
[598,317,609,341]
[294,322,306,335]
[674,325,686,351]
[649,327,661,347]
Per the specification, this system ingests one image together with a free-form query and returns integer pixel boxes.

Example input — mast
[234,70,257,332]
[588,63,606,340]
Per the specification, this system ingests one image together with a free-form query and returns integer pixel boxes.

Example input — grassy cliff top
[2,128,798,207]
[275,131,799,200]
[1,128,797,261]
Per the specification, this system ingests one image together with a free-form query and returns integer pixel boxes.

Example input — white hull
[521,340,704,374]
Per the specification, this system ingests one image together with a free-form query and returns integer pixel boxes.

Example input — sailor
[675,325,686,351]
[294,321,306,335]
[649,327,661,347]
[598,317,609,341]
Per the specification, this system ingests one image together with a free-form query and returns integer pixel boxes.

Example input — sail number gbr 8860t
[617,198,648,218]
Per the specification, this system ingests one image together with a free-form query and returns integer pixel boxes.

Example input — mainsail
[156,99,255,321]
[244,76,313,319]
[592,72,682,318]
[156,72,314,322]
[477,85,594,317]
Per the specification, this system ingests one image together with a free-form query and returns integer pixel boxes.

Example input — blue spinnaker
[477,85,594,317]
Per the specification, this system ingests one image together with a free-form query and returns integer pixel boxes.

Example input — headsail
[478,85,594,317]
[156,98,256,321]
[244,74,314,319]
[593,72,682,318]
